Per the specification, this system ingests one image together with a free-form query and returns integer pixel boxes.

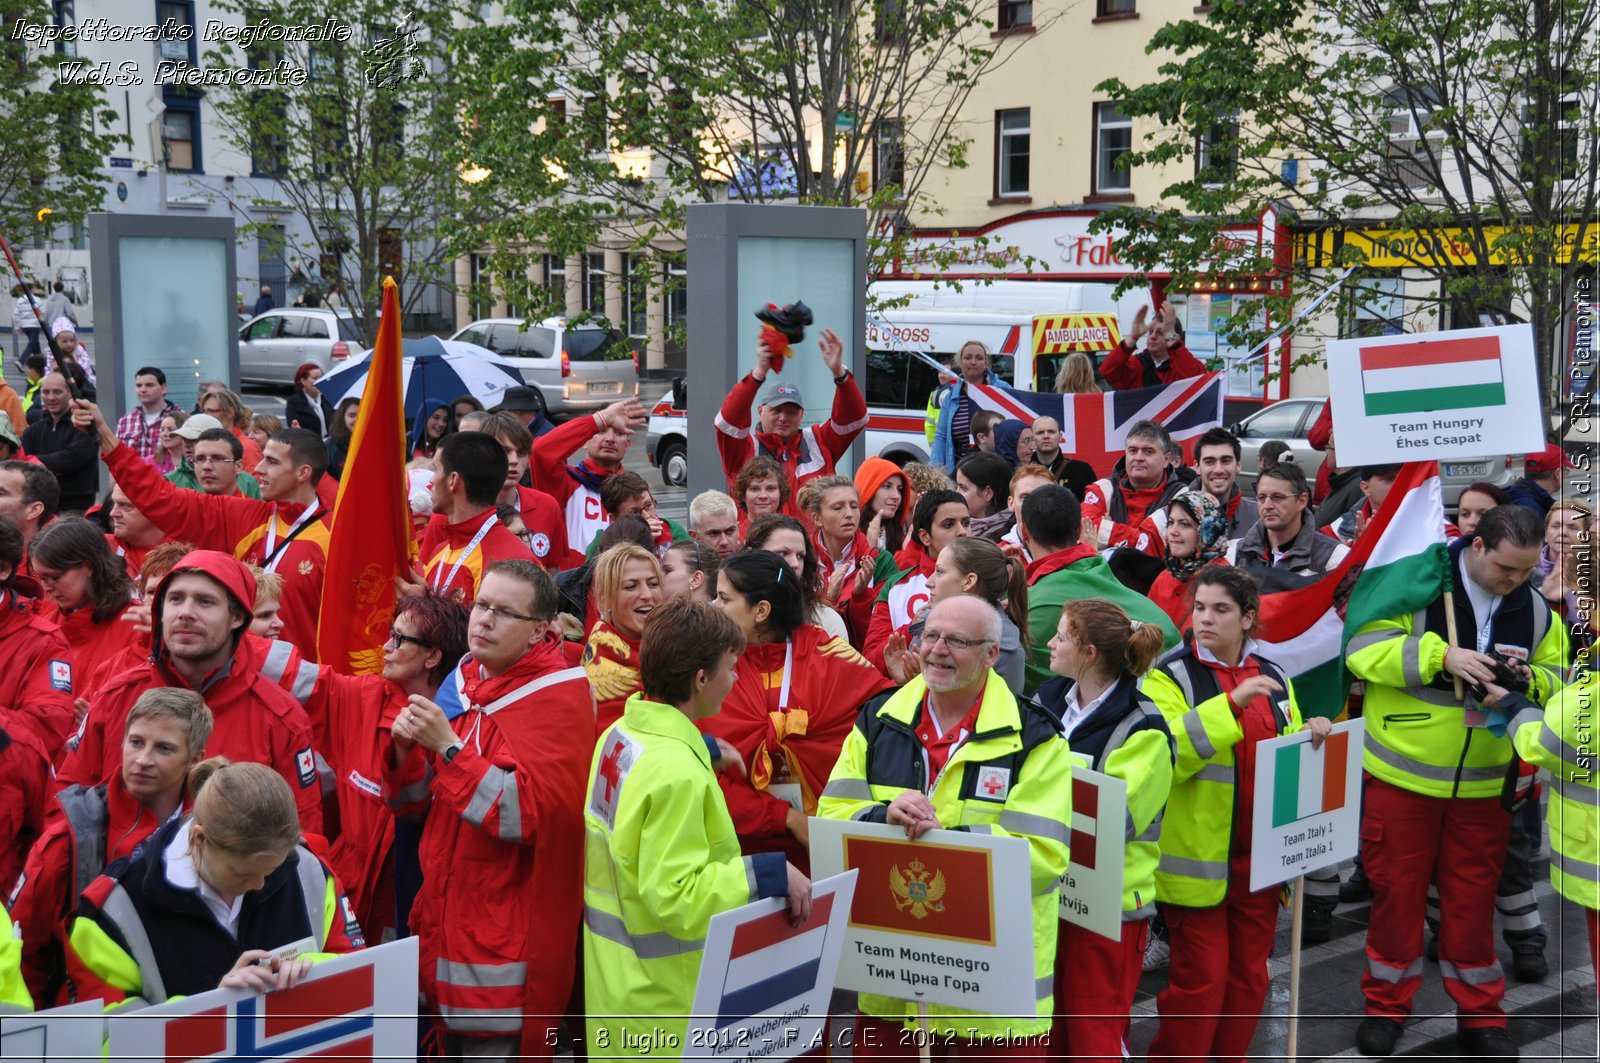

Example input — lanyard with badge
[431,514,498,593]
[764,640,806,813]
[262,504,324,573]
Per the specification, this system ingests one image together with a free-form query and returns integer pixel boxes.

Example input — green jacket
[1023,550,1180,697]
[165,460,262,499]
[583,694,788,1058]
[583,519,689,559]
[818,673,1073,1039]
[1503,670,1598,910]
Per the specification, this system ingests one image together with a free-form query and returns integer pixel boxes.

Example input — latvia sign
[809,818,1036,1012]
[107,937,419,1061]
[1249,720,1365,891]
[687,871,858,1061]
[1058,761,1127,941]
[1326,324,1546,465]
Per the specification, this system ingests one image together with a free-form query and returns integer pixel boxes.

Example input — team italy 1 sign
[1325,324,1547,465]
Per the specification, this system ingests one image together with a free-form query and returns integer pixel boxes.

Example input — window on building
[1343,277,1407,338]
[544,254,568,311]
[584,253,607,317]
[664,254,686,334]
[1385,89,1443,190]
[998,0,1032,29]
[621,253,648,338]
[875,0,906,43]
[251,92,287,176]
[52,1,76,57]
[995,108,1030,197]
[157,1,194,64]
[545,97,567,140]
[1096,0,1136,15]
[1521,88,1581,183]
[312,101,342,180]
[470,254,493,319]
[875,118,905,192]
[1196,115,1238,185]
[162,103,199,172]
[1094,102,1132,193]
[373,98,406,163]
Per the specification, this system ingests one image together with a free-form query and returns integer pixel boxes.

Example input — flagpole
[917,1002,931,1063]
[1286,874,1305,1059]
[1441,590,1466,701]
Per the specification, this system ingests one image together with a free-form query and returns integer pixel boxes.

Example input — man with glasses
[413,431,533,604]
[188,428,258,499]
[819,594,1074,1057]
[1225,461,1349,592]
[161,414,260,498]
[390,559,593,1060]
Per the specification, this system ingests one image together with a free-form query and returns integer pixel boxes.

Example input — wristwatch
[441,741,463,765]
[833,368,852,385]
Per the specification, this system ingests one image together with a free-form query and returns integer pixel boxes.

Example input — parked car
[1230,397,1522,512]
[238,308,366,385]
[646,378,688,487]
[449,317,639,420]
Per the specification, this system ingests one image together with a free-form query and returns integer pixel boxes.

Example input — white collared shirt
[1462,572,1503,654]
[1059,680,1117,739]
[165,820,244,936]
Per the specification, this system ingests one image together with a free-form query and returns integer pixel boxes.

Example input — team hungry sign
[809,818,1037,1012]
[1326,324,1546,465]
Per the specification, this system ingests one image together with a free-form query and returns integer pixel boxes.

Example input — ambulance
[645,280,1153,484]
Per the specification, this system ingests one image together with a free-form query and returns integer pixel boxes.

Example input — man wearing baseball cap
[1506,443,1574,517]
[714,325,866,518]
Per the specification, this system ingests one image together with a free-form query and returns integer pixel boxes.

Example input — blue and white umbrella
[315,336,525,418]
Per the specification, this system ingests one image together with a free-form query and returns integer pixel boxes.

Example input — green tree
[0,3,125,247]
[1094,0,1597,405]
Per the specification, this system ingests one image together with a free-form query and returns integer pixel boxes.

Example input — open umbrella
[315,336,525,418]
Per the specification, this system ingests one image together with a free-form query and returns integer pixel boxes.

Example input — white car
[450,317,639,419]
[238,308,366,385]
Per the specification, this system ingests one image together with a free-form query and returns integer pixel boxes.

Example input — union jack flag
[966,372,1225,476]
[162,965,377,1061]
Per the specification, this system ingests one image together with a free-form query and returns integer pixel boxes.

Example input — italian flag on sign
[1360,336,1507,416]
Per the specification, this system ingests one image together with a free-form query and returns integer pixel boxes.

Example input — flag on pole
[1253,462,1452,717]
[1271,730,1351,827]
[316,276,414,673]
[965,374,1225,476]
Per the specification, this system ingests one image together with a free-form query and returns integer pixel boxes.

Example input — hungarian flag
[843,835,996,945]
[1253,462,1451,718]
[1360,335,1506,416]
[966,373,1225,476]
[316,277,414,673]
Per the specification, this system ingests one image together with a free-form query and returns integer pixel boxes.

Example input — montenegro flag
[843,836,996,946]
[316,276,414,673]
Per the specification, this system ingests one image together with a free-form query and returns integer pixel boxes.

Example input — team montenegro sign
[1325,324,1547,465]
[809,818,1036,1012]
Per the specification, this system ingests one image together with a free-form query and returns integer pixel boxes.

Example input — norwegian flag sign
[966,372,1225,477]
[107,937,419,1062]
[1058,761,1126,941]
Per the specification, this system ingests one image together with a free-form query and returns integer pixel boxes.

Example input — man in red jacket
[1083,420,1190,551]
[477,412,566,570]
[57,550,323,834]
[106,483,165,581]
[1099,302,1208,390]
[714,328,867,519]
[390,559,593,1060]
[529,399,647,566]
[76,400,334,659]
[415,431,534,604]
[0,514,76,756]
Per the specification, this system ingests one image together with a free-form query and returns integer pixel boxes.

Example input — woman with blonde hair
[582,542,665,733]
[930,339,1001,472]
[1053,351,1100,394]
[248,413,283,454]
[66,758,363,1009]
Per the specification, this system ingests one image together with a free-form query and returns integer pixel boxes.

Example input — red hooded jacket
[714,371,869,520]
[0,588,77,755]
[40,599,138,702]
[57,551,323,834]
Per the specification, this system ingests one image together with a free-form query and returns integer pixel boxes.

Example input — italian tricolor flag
[1272,730,1351,826]
[1255,462,1452,717]
[1361,336,1506,416]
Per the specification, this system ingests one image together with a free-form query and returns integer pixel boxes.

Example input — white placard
[1058,762,1127,941]
[1325,324,1545,465]
[1,1000,104,1062]
[107,937,419,1061]
[808,817,1037,1013]
[687,871,858,1061]
[1249,720,1366,892]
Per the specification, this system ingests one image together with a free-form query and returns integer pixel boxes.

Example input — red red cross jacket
[0,588,77,756]
[714,371,869,520]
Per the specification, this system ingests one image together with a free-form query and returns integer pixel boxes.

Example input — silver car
[449,317,639,420]
[239,308,366,385]
[1230,397,1522,512]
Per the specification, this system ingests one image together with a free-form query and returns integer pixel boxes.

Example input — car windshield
[563,328,624,361]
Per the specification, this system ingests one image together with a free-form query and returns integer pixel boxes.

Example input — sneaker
[1356,1016,1404,1056]
[1302,903,1334,945]
[1340,866,1374,903]
[1142,933,1170,972]
[1457,1025,1518,1057]
[1510,944,1548,982]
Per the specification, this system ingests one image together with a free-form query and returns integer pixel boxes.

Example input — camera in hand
[1465,651,1530,703]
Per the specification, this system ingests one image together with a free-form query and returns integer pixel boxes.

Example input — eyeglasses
[192,455,236,466]
[1256,492,1300,505]
[386,627,433,650]
[921,630,991,652]
[470,600,544,625]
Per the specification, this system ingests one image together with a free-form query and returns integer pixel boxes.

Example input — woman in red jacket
[29,516,137,699]
[734,455,789,532]
[707,550,892,870]
[1148,491,1230,628]
[582,543,664,734]
[797,475,899,646]
[855,455,910,554]
[862,489,971,671]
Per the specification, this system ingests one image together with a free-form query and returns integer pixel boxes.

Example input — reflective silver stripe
[1036,974,1052,999]
[821,778,874,801]
[1552,849,1600,882]
[98,883,168,1003]
[1125,903,1157,921]
[261,639,293,681]
[1497,889,1538,909]
[1164,660,1197,709]
[314,751,336,799]
[851,806,883,822]
[1192,763,1235,784]
[394,778,432,805]
[713,412,750,439]
[294,849,328,949]
[965,824,994,834]
[1302,873,1340,898]
[1159,854,1227,880]
[1504,707,1543,744]
[463,766,521,839]
[1498,910,1543,930]
[1182,710,1217,760]
[437,1002,523,1033]
[1133,812,1162,844]
[1551,777,1600,806]
[1347,628,1405,655]
[1439,959,1505,985]
[744,856,758,900]
[998,811,1067,844]
[436,957,527,988]
[584,905,703,958]
[1366,956,1425,983]
[289,661,318,703]
[1400,684,1461,707]
[1400,637,1426,688]
[1538,721,1586,766]
[1365,739,1504,783]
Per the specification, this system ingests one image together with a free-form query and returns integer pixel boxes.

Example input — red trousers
[1148,856,1281,1063]
[1360,775,1511,1028]
[1051,917,1149,1060]
[852,1014,1048,1062]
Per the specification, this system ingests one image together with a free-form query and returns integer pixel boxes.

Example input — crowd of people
[0,320,1592,1063]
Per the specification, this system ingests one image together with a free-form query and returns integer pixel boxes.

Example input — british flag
[966,372,1225,476]
[161,965,377,1061]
